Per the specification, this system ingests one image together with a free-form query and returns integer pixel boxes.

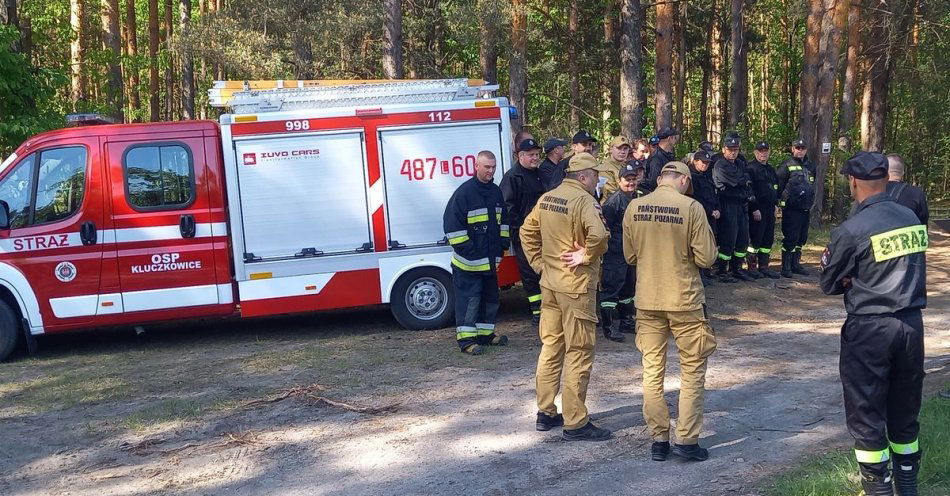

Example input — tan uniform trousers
[635,308,717,444]
[536,287,598,430]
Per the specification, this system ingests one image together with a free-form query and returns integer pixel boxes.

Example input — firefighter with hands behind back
[819,151,928,496]
[745,141,781,279]
[599,162,644,342]
[777,138,816,278]
[520,152,612,441]
[442,151,511,355]
[501,138,546,324]
[623,161,718,462]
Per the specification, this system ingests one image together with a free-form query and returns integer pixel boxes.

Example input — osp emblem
[55,261,77,282]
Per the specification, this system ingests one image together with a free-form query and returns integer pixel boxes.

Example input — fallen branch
[241,383,399,415]
[752,427,815,434]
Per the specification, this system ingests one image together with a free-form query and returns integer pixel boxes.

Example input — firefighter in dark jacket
[640,127,678,193]
[443,151,511,355]
[599,162,644,342]
[539,138,568,192]
[688,149,720,285]
[500,138,546,323]
[745,141,781,279]
[886,153,929,226]
[554,131,597,190]
[711,135,755,283]
[819,151,928,496]
[777,138,816,278]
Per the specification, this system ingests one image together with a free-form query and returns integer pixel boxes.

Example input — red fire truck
[0,79,521,361]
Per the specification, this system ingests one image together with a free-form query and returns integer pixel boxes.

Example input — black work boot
[600,306,614,339]
[531,313,541,326]
[672,443,709,461]
[651,441,671,461]
[745,254,765,279]
[710,258,728,278]
[562,421,613,441]
[731,258,755,282]
[717,259,738,283]
[860,464,895,496]
[461,343,485,355]
[536,411,564,431]
[489,334,509,346]
[758,253,781,279]
[893,452,921,496]
[618,304,636,334]
[780,252,794,278]
[700,268,715,286]
[791,251,810,275]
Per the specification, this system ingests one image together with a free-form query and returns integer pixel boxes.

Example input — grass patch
[122,396,238,431]
[763,390,950,495]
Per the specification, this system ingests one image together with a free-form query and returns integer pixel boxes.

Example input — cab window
[124,144,194,210]
[0,146,87,228]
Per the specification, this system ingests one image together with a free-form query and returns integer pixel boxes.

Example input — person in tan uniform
[622,161,718,462]
[520,152,612,441]
[599,135,631,203]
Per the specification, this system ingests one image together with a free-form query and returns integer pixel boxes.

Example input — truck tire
[390,267,455,330]
[0,300,20,363]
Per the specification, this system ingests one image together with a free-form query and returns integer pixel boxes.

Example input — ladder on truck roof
[208,78,499,114]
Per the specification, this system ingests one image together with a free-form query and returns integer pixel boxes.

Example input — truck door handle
[80,221,97,245]
[179,214,196,238]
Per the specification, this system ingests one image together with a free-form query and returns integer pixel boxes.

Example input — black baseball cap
[792,138,806,148]
[699,141,713,152]
[755,141,770,150]
[518,138,542,152]
[724,135,741,148]
[543,138,568,153]
[648,135,660,146]
[656,127,679,139]
[572,130,597,144]
[841,151,888,180]
[619,162,642,178]
[694,149,713,162]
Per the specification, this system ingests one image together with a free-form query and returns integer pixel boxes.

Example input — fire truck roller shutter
[233,131,372,260]
[378,121,505,248]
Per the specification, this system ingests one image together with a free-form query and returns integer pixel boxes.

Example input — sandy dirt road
[0,233,947,496]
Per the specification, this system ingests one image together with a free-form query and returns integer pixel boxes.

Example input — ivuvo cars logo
[242,148,320,166]
[243,153,257,165]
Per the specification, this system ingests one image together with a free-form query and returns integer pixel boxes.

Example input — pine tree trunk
[709,0,723,141]
[382,0,404,78]
[860,6,889,151]
[728,0,747,130]
[799,0,822,148]
[674,0,686,133]
[509,0,528,132]
[148,0,160,121]
[477,0,498,83]
[124,0,141,119]
[100,0,124,121]
[70,0,87,109]
[655,0,673,130]
[603,0,619,138]
[180,0,194,119]
[163,0,174,120]
[836,0,860,147]
[620,0,645,138]
[568,0,580,129]
[2,0,22,52]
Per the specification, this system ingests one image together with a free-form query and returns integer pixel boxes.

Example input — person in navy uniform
[745,141,781,279]
[777,138,816,277]
[819,151,928,496]
[539,138,568,192]
[443,151,511,355]
[599,162,644,342]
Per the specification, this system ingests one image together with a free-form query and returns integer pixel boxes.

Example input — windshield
[0,152,18,174]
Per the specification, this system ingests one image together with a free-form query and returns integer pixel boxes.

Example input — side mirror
[0,200,10,230]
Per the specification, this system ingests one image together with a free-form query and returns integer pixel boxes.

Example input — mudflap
[21,318,37,355]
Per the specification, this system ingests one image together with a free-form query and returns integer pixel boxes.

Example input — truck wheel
[0,300,20,363]
[390,267,454,330]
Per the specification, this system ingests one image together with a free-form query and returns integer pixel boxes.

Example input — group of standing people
[441,125,930,494]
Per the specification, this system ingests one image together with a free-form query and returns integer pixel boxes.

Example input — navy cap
[699,141,713,152]
[724,135,741,148]
[518,138,542,152]
[619,162,642,178]
[792,138,806,148]
[543,138,567,153]
[842,151,888,180]
[656,127,679,139]
[648,135,660,146]
[755,141,770,150]
[572,130,597,144]
[694,149,713,162]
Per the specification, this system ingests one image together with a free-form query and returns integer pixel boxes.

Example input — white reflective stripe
[0,223,229,254]
[49,294,98,318]
[238,273,334,301]
[217,283,234,304]
[96,293,124,315]
[475,323,495,330]
[494,207,503,214]
[500,224,509,231]
[453,253,489,266]
[467,208,488,216]
[123,284,223,312]
[368,180,385,212]
[495,257,503,263]
[0,233,83,254]
[445,230,468,239]
[113,223,227,243]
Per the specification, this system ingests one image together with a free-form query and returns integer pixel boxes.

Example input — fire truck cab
[0,79,519,361]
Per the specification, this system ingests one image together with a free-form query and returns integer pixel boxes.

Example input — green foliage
[0,26,64,155]
[763,392,950,495]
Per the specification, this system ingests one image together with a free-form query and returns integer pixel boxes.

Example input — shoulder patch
[819,247,830,272]
[869,225,928,262]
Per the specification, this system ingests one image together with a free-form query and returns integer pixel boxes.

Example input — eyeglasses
[794,146,806,150]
